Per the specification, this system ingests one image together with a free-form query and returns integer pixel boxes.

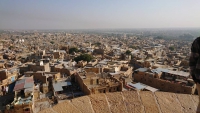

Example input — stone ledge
[39,91,199,113]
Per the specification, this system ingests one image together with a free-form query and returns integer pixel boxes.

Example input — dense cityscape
[1,0,200,112]
[0,29,199,112]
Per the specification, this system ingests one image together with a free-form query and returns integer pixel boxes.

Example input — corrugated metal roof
[15,79,25,85]
[145,86,159,92]
[128,82,146,90]
[24,82,34,89]
[135,68,148,72]
[14,77,34,91]
[24,87,33,92]
[151,68,169,73]
[25,77,34,82]
[60,81,72,86]
[24,77,34,88]
[60,82,68,86]
[53,82,63,92]
[14,79,25,91]
[167,70,189,77]
[14,83,25,91]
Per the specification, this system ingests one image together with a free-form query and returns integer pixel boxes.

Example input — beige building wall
[84,68,101,73]
[134,72,196,94]
[28,63,50,72]
[75,73,123,95]
[33,73,47,83]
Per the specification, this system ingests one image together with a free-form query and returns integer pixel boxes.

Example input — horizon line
[1,27,200,31]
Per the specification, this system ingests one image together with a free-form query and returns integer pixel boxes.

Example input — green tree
[69,47,78,54]
[9,46,14,50]
[50,41,54,44]
[74,54,93,62]
[129,45,137,49]
[94,42,101,47]
[169,46,175,51]
[125,50,131,55]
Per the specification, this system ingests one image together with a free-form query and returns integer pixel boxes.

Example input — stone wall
[134,72,196,94]
[27,63,50,72]
[0,70,7,80]
[75,74,91,95]
[39,91,199,113]
[85,68,101,73]
[33,73,47,83]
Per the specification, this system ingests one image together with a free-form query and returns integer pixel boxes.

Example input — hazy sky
[0,0,200,30]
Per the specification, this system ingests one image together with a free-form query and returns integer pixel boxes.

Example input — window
[24,108,30,111]
[97,79,99,84]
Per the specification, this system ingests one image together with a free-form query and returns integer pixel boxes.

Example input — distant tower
[89,42,91,48]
